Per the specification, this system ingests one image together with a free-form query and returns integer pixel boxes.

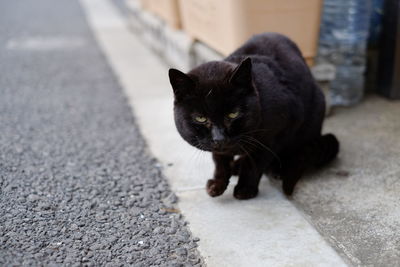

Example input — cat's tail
[313,133,340,168]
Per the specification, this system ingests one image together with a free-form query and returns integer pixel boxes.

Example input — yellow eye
[195,116,207,123]
[227,111,239,119]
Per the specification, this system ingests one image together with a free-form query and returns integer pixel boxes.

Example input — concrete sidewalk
[293,97,400,265]
[83,0,400,266]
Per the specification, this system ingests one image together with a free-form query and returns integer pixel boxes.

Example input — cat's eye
[194,116,208,123]
[227,111,239,119]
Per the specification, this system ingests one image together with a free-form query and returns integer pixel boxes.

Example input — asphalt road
[0,0,202,265]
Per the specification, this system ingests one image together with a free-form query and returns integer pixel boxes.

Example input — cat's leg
[234,154,266,200]
[281,133,339,195]
[281,156,306,196]
[206,153,233,197]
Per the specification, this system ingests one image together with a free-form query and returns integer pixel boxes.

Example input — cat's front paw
[206,179,228,197]
[233,185,258,200]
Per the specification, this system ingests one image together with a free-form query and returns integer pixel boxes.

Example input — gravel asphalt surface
[0,0,202,265]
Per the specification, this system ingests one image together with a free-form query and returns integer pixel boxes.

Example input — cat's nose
[211,126,225,147]
[212,139,225,151]
[212,139,224,147]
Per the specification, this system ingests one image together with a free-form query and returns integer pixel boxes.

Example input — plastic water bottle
[318,0,372,106]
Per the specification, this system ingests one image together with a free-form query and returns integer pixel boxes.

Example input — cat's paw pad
[233,185,258,200]
[206,179,228,197]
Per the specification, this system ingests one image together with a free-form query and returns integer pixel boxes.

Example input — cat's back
[225,33,311,80]
[226,33,302,62]
[225,33,324,135]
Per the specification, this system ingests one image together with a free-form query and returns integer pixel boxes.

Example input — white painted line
[80,0,348,266]
[6,36,86,50]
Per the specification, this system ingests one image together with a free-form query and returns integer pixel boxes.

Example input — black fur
[169,33,339,199]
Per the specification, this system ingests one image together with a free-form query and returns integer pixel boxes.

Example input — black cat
[168,33,339,199]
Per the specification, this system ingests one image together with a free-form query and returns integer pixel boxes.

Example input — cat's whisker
[240,129,272,135]
[237,143,249,159]
[247,137,282,168]
[193,148,202,163]
[188,140,213,179]
[237,141,258,171]
[180,141,208,178]
[187,139,206,161]
[237,138,255,153]
[238,136,263,151]
[241,135,282,168]
[181,148,199,167]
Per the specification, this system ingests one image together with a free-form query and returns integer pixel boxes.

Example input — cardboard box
[179,0,322,61]
[141,0,181,29]
[138,0,150,9]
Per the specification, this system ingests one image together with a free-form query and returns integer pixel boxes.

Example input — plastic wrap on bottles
[318,0,372,106]
[368,0,384,46]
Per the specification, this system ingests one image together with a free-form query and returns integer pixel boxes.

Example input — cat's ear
[169,68,195,101]
[229,57,252,87]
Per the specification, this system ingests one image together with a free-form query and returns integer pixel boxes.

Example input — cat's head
[168,58,261,153]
